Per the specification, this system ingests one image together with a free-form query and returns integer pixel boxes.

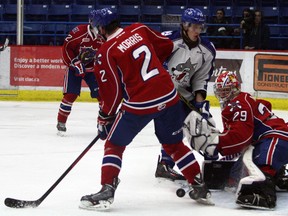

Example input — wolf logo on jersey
[171,58,197,87]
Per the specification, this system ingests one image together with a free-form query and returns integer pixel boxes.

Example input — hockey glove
[97,111,116,140]
[78,47,96,65]
[71,58,85,78]
[192,100,211,120]
[183,111,219,159]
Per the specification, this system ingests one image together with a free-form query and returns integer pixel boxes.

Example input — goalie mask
[214,71,241,107]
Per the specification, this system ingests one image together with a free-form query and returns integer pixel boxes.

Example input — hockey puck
[176,188,186,197]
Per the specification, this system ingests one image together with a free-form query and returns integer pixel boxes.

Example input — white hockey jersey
[163,30,216,102]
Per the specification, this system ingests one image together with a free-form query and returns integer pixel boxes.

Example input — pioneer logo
[254,54,288,93]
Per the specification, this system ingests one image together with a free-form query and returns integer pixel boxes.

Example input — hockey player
[183,70,288,209]
[56,10,105,136]
[155,8,216,181]
[79,8,212,210]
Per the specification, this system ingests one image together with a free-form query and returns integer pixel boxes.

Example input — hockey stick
[0,38,9,52]
[4,135,100,208]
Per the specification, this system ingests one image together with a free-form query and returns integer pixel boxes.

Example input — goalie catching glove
[97,111,116,140]
[183,111,219,159]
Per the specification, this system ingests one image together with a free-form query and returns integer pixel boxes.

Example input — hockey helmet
[214,71,241,103]
[181,8,205,25]
[89,8,118,28]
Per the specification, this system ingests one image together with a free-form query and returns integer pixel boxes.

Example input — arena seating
[0,0,287,49]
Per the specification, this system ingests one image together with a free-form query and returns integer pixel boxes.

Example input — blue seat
[48,4,72,21]
[261,7,279,24]
[25,4,49,21]
[3,4,18,21]
[165,0,187,6]
[165,5,185,16]
[142,0,165,6]
[187,0,209,6]
[280,25,288,36]
[233,0,257,7]
[97,0,118,6]
[0,0,8,4]
[75,0,96,5]
[260,0,278,7]
[211,0,231,6]
[23,23,43,33]
[43,23,67,34]
[142,5,164,23]
[30,0,52,4]
[0,22,16,33]
[71,4,94,22]
[7,0,30,4]
[0,4,4,20]
[23,23,44,45]
[279,7,288,24]
[52,0,75,4]
[118,5,141,22]
[119,0,141,5]
[269,26,280,36]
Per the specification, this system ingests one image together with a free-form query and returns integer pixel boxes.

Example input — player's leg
[155,101,212,203]
[155,100,190,181]
[80,110,153,210]
[84,72,99,99]
[57,69,82,135]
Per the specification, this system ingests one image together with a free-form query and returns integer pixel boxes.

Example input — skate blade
[57,131,67,137]
[196,198,215,206]
[237,203,274,210]
[79,200,111,211]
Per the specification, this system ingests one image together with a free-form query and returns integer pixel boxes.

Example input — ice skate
[155,157,186,182]
[79,178,120,211]
[276,164,288,191]
[56,122,66,137]
[176,175,214,206]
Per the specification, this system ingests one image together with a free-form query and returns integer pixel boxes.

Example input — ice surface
[1,101,287,216]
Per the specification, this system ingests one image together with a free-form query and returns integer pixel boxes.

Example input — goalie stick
[4,135,100,208]
[0,38,9,52]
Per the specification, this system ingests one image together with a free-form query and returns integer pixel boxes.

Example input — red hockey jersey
[217,92,288,155]
[62,24,105,70]
[94,23,178,116]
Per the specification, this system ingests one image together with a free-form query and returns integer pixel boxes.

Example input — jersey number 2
[133,45,159,81]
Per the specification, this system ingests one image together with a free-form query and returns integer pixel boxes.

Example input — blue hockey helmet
[89,8,118,28]
[181,8,205,25]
